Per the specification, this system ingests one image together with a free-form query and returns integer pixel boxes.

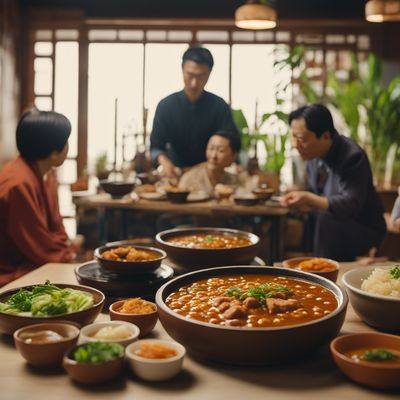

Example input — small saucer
[75,261,174,299]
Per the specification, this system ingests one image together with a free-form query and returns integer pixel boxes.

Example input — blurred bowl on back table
[164,187,190,203]
[156,265,348,365]
[155,227,260,269]
[233,194,259,206]
[252,187,274,202]
[94,244,167,275]
[282,256,339,282]
[0,283,105,335]
[99,179,135,198]
[342,265,400,333]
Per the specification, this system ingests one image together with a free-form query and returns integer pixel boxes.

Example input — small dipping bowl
[126,339,185,381]
[109,299,158,338]
[330,332,400,390]
[14,322,80,368]
[79,320,140,346]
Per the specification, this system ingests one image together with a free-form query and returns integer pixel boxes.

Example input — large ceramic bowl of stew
[155,227,260,269]
[156,266,348,365]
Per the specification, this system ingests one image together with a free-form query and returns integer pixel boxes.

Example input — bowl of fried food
[282,256,339,282]
[94,244,167,275]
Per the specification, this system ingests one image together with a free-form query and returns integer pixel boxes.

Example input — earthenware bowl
[94,244,167,275]
[342,265,400,333]
[156,266,348,365]
[126,339,185,381]
[155,227,260,269]
[63,342,125,385]
[109,299,158,337]
[79,320,140,346]
[0,283,105,335]
[282,256,340,282]
[330,332,400,390]
[99,179,135,198]
[13,322,80,368]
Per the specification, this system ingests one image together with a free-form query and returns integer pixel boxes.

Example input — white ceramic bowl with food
[342,265,400,333]
[126,339,185,381]
[79,320,140,347]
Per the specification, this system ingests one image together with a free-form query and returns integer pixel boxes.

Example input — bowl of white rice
[342,265,400,333]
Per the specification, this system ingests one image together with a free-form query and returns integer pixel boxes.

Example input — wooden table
[74,193,289,264]
[0,262,398,400]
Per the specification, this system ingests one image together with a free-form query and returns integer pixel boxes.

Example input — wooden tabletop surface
[0,261,398,400]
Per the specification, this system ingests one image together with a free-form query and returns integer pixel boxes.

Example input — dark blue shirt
[150,90,238,168]
[308,132,384,228]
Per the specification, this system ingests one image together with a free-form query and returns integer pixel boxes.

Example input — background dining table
[73,193,289,264]
[0,261,398,400]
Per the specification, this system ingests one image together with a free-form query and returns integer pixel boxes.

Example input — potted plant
[95,152,110,180]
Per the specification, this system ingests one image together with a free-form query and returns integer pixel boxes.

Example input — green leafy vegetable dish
[0,281,94,316]
[73,342,124,363]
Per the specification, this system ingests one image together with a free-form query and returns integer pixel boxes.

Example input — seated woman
[0,109,77,286]
[179,130,249,196]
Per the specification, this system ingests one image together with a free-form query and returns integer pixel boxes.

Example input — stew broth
[166,275,338,328]
[166,234,251,249]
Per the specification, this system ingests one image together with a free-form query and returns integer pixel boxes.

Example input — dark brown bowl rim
[156,265,348,332]
[94,244,167,265]
[99,179,136,186]
[0,283,105,319]
[155,227,260,251]
[330,332,400,370]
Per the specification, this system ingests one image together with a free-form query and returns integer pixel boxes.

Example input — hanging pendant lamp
[366,0,400,22]
[235,0,277,30]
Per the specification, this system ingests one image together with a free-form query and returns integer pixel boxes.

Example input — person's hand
[281,190,329,211]
[157,154,180,180]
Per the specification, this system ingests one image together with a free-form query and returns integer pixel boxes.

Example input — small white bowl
[80,320,140,347]
[126,339,185,381]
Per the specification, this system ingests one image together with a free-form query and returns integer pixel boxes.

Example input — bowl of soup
[330,332,400,390]
[94,244,167,275]
[155,266,348,365]
[282,257,339,282]
[155,227,260,269]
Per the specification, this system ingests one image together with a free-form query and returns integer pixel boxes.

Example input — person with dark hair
[179,130,246,196]
[0,109,77,285]
[150,46,239,180]
[281,103,386,261]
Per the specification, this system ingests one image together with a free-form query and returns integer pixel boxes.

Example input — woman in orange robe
[0,109,76,286]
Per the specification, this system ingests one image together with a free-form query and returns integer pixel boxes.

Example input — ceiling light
[366,0,400,22]
[235,0,277,30]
